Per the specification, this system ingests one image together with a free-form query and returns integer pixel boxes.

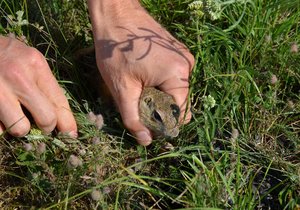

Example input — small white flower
[188,0,222,20]
[203,95,216,110]
[32,172,39,179]
[231,128,239,140]
[68,155,82,168]
[95,114,104,130]
[91,189,102,201]
[270,74,278,85]
[16,11,28,26]
[265,35,272,43]
[189,1,203,10]
[290,43,298,53]
[287,100,295,109]
[162,142,175,151]
[78,149,86,156]
[91,137,101,145]
[87,112,97,123]
[103,186,111,194]
[37,142,46,154]
[87,112,104,129]
[23,143,33,152]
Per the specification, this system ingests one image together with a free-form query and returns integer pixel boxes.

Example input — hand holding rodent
[88,0,195,145]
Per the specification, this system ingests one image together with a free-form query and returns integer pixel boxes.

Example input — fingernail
[135,131,152,146]
[68,130,78,138]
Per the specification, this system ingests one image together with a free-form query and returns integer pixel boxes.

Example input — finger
[116,85,152,146]
[159,78,192,124]
[17,82,58,134]
[35,61,78,136]
[160,33,195,73]
[175,45,195,74]
[0,88,30,137]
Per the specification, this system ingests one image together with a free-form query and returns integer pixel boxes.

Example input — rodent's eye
[170,104,180,120]
[152,110,163,123]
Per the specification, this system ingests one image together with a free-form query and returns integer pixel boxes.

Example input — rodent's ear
[144,96,154,109]
[170,104,180,120]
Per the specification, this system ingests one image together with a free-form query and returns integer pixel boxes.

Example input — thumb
[116,85,152,146]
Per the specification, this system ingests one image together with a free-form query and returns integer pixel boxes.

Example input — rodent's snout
[165,127,179,138]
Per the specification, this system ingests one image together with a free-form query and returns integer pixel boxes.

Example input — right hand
[0,36,77,137]
[88,2,195,145]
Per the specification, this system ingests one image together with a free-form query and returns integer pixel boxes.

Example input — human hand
[88,1,194,145]
[0,36,77,137]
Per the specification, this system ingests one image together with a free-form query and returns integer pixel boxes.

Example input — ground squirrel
[139,87,180,138]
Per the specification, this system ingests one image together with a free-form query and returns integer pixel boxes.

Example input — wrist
[87,0,143,40]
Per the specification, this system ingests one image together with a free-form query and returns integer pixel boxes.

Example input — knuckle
[122,119,134,130]
[9,119,30,137]
[172,60,191,79]
[2,62,23,82]
[4,67,33,95]
[28,47,46,67]
[37,112,57,133]
[122,118,141,132]
[2,61,35,89]
[1,48,46,83]
[171,50,195,73]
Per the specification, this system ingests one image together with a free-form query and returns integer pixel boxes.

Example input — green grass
[0,0,299,209]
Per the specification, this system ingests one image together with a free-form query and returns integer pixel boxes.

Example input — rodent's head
[139,88,180,138]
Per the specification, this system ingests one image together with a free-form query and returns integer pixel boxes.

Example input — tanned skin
[0,0,194,145]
